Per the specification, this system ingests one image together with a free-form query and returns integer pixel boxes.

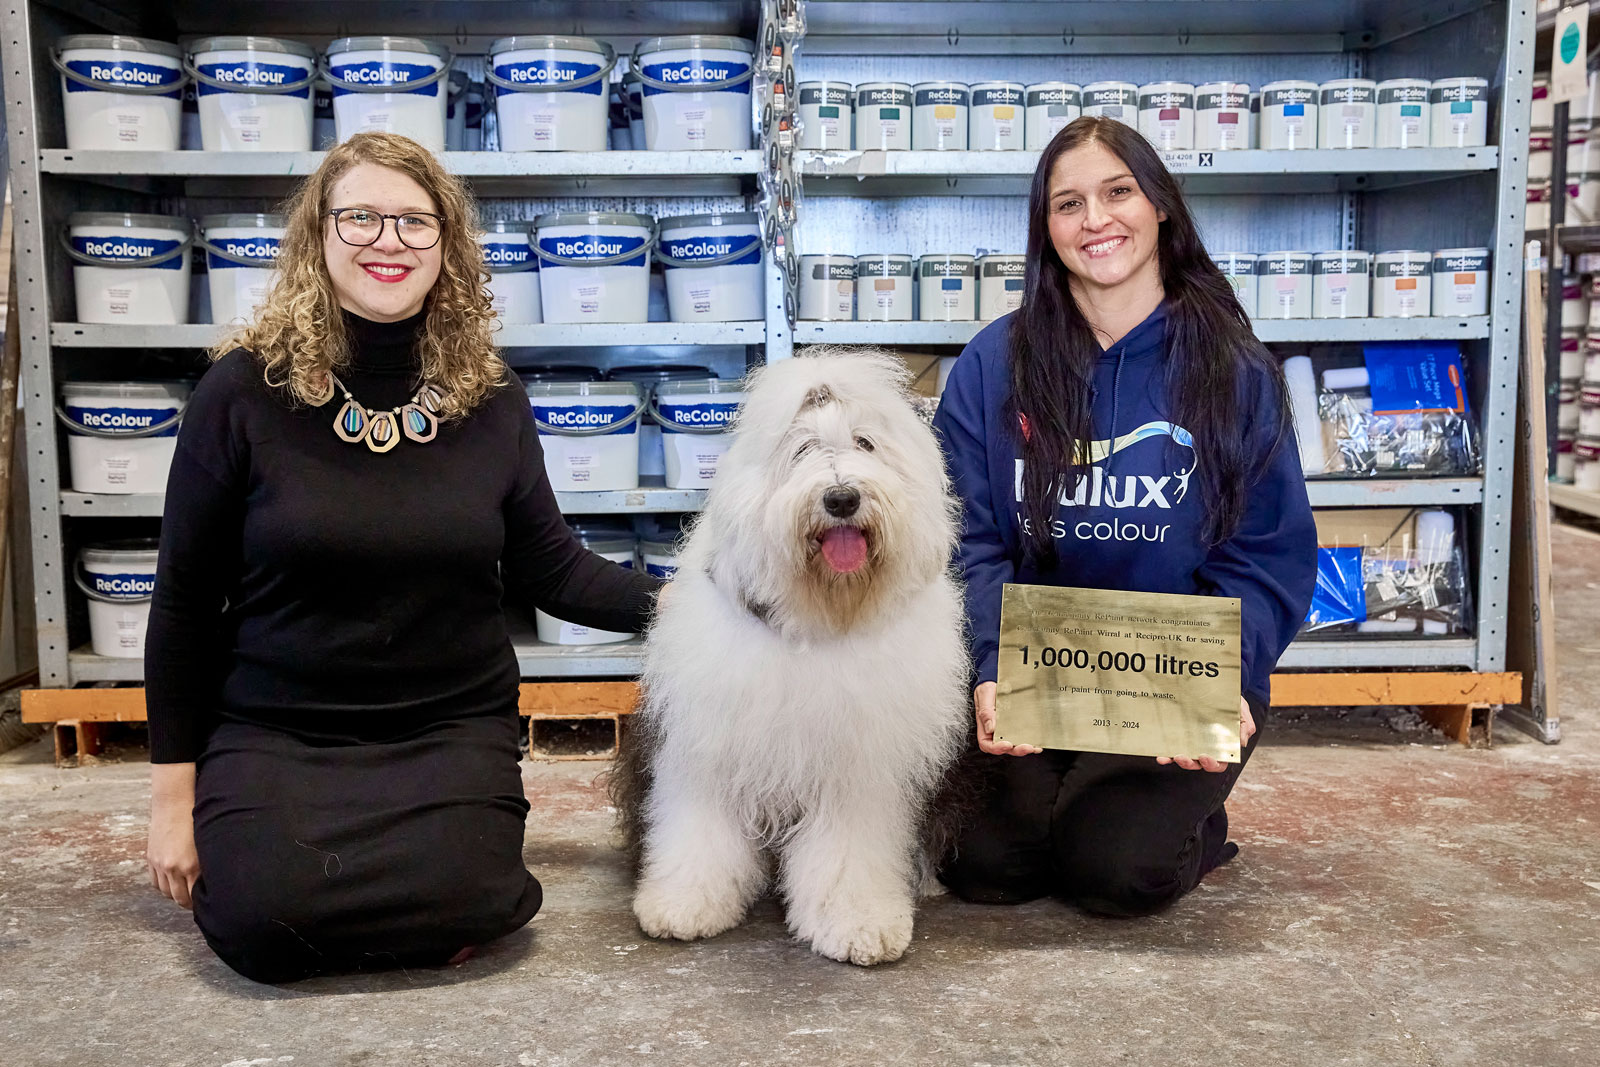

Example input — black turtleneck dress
[144,311,659,983]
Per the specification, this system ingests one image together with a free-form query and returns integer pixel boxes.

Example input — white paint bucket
[323,36,450,151]
[1024,82,1081,149]
[198,213,283,326]
[657,212,764,322]
[917,254,976,320]
[1081,81,1137,126]
[1562,334,1585,379]
[977,254,1026,320]
[913,81,970,150]
[1255,251,1313,319]
[855,254,914,320]
[1377,79,1431,148]
[59,381,188,494]
[1578,455,1600,491]
[1260,81,1317,149]
[488,36,615,152]
[652,378,744,488]
[970,81,1025,150]
[535,533,637,644]
[1373,250,1432,318]
[55,35,184,150]
[186,36,315,151]
[855,82,914,149]
[799,254,857,320]
[1530,132,1553,180]
[607,364,715,478]
[633,35,755,150]
[1214,252,1257,313]
[527,380,643,491]
[78,540,159,658]
[798,80,853,149]
[1196,82,1250,151]
[1312,250,1370,319]
[1431,77,1489,148]
[1318,78,1376,149]
[640,539,679,580]
[66,211,191,325]
[1430,247,1490,318]
[535,211,654,324]
[1137,81,1195,151]
[478,220,541,325]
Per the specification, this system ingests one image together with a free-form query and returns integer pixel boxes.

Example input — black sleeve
[143,356,249,764]
[501,393,663,631]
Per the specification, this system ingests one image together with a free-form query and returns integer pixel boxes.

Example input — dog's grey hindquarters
[606,690,661,873]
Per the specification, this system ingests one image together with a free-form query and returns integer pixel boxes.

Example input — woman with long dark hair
[932,117,1315,914]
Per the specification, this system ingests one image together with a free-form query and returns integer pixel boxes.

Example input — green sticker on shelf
[1563,22,1581,64]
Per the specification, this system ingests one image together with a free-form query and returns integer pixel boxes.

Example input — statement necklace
[308,372,442,453]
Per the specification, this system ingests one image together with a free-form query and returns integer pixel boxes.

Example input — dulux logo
[1014,422,1196,543]
[92,573,155,597]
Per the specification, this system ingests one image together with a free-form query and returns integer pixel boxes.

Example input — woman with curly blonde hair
[143,133,661,984]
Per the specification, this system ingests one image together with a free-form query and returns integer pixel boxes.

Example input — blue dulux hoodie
[932,302,1317,704]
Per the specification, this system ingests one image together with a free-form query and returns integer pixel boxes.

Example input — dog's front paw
[633,880,748,942]
[797,905,914,966]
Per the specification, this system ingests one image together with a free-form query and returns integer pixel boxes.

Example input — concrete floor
[2,533,1599,1067]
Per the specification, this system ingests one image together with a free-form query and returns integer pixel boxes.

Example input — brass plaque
[994,584,1242,762]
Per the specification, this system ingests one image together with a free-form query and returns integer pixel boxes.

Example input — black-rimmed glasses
[328,208,445,250]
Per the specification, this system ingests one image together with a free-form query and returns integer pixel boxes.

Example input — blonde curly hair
[213,132,505,419]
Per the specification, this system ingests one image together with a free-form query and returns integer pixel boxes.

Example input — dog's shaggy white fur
[621,349,970,966]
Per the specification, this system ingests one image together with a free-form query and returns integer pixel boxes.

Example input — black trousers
[939,695,1265,916]
[191,712,543,984]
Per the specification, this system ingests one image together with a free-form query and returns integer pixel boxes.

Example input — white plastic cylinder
[1312,250,1371,318]
[526,380,642,491]
[188,36,316,151]
[68,211,191,325]
[1431,77,1489,148]
[1195,82,1250,151]
[534,211,654,324]
[1255,251,1313,319]
[1318,78,1376,149]
[1024,82,1081,149]
[535,534,636,644]
[799,255,857,320]
[657,212,764,322]
[797,80,853,149]
[1214,252,1258,314]
[57,35,184,151]
[640,539,679,580]
[1081,81,1137,126]
[969,81,1025,150]
[913,81,970,150]
[325,36,450,150]
[1282,355,1327,474]
[977,254,1026,320]
[488,35,614,152]
[917,254,977,321]
[1373,250,1433,318]
[200,213,284,326]
[79,541,160,658]
[1260,80,1318,149]
[654,378,744,488]
[479,220,541,325]
[1432,248,1490,317]
[855,82,913,150]
[1377,79,1431,148]
[1137,81,1195,151]
[61,381,189,494]
[635,35,755,150]
[855,254,914,321]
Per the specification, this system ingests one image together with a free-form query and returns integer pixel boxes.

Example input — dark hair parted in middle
[1005,115,1291,562]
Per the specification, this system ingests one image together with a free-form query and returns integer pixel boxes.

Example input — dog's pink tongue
[820,526,868,573]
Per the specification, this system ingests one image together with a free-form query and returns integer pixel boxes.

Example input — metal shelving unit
[794,0,1532,689]
[2,0,1537,709]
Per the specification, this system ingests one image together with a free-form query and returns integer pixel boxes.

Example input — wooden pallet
[21,670,1522,764]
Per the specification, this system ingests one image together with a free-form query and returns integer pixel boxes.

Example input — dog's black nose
[823,485,860,518]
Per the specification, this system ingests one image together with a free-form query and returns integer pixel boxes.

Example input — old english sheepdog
[612,348,970,966]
